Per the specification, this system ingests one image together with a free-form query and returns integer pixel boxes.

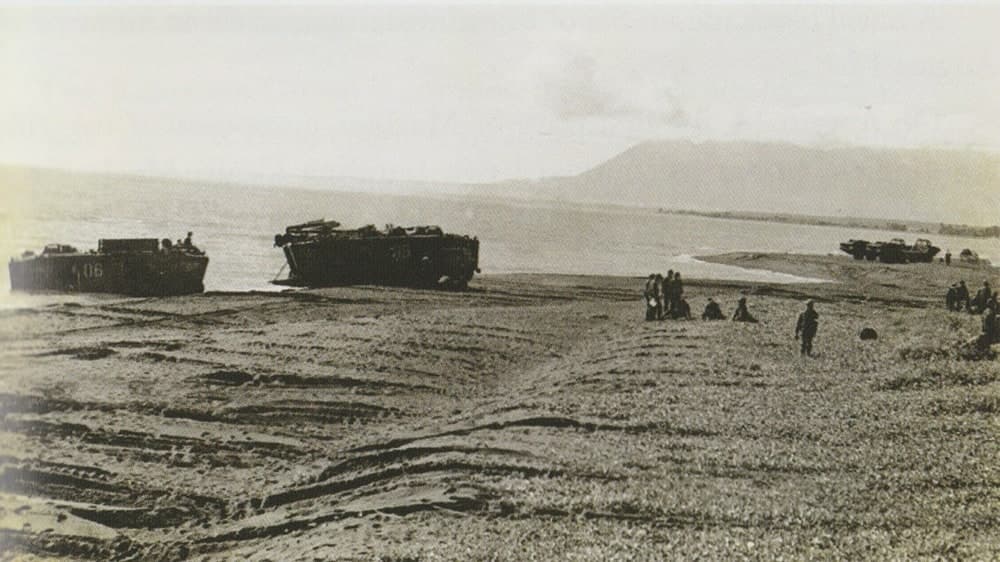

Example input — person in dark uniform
[983,300,998,345]
[795,300,819,356]
[654,273,665,320]
[944,250,951,266]
[956,281,970,311]
[731,297,758,323]
[675,297,692,319]
[183,232,193,247]
[946,284,958,311]
[643,274,658,321]
[671,272,684,317]
[702,298,725,320]
[662,270,674,317]
[972,281,992,314]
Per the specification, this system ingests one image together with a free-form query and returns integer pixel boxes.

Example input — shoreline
[2,253,831,309]
[661,208,1000,240]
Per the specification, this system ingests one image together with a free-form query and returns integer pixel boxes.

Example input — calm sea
[3,179,998,299]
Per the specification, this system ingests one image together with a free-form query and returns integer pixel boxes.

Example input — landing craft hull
[277,235,479,288]
[9,253,208,296]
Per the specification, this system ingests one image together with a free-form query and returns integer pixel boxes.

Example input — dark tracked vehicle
[273,219,479,289]
[8,238,208,296]
[838,237,941,264]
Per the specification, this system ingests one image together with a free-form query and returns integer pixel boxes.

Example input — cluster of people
[950,280,999,349]
[946,280,995,315]
[642,276,821,356]
[643,271,690,320]
[162,232,202,254]
[699,296,757,323]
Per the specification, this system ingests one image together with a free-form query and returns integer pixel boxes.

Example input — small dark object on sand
[860,327,878,340]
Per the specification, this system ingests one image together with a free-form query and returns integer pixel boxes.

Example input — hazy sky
[2,2,998,183]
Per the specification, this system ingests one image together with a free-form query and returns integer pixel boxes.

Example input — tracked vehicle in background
[8,238,208,296]
[839,239,873,261]
[838,237,941,264]
[273,219,479,289]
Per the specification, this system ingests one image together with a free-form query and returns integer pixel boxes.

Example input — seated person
[702,298,725,320]
[675,297,692,320]
[732,297,758,323]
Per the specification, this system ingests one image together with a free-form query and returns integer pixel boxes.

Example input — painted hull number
[83,263,103,278]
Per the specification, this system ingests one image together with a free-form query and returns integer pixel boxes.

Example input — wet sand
[1,254,998,560]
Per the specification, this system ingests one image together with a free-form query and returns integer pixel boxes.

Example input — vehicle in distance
[838,238,941,263]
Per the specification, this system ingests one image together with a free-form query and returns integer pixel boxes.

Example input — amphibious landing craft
[273,219,479,289]
[8,238,208,296]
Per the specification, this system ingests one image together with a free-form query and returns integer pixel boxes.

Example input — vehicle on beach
[838,237,941,264]
[839,239,873,260]
[8,238,208,296]
[273,219,479,289]
[959,248,985,265]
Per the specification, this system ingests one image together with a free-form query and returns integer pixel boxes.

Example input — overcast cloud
[1,3,997,183]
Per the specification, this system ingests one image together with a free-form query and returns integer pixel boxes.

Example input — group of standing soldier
[643,271,689,320]
[642,275,821,356]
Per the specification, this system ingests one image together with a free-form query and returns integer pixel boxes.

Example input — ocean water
[3,179,998,299]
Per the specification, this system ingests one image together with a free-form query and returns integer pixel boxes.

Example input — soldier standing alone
[982,301,997,346]
[795,300,819,356]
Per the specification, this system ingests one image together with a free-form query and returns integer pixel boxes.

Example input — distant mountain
[480,141,1000,225]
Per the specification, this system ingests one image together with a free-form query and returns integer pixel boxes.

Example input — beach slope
[1,255,997,559]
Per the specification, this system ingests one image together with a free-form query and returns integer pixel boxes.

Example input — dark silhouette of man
[643,274,658,321]
[732,297,758,323]
[670,272,684,317]
[795,300,819,356]
[972,281,992,314]
[956,281,970,311]
[702,298,725,320]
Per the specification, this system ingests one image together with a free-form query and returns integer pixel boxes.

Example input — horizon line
[2,137,998,189]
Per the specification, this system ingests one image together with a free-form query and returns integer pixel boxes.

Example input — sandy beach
[1,253,997,560]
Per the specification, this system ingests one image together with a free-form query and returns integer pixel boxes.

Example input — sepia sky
[2,2,998,184]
